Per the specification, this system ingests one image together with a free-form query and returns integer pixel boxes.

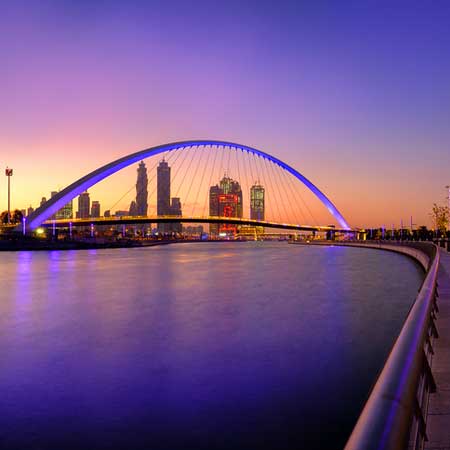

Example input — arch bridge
[23,140,354,234]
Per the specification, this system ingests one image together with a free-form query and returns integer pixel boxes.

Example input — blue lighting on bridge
[26,140,351,231]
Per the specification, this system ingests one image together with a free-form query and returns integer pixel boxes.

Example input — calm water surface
[0,242,423,449]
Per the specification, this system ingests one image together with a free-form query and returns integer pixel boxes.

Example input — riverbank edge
[0,239,179,252]
[292,240,443,449]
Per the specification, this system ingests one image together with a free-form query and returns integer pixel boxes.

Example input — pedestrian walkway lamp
[5,167,13,224]
[446,185,450,233]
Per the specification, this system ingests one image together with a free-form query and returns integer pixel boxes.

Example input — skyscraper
[157,160,171,216]
[209,185,221,236]
[56,200,73,220]
[169,197,182,233]
[209,174,243,236]
[136,161,148,216]
[91,201,100,218]
[77,192,90,219]
[170,197,182,216]
[157,160,183,233]
[250,183,265,221]
[219,175,243,218]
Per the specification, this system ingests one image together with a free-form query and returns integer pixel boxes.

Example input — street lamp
[5,167,13,224]
[446,185,450,233]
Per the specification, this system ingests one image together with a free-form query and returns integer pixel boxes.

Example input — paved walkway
[426,248,450,450]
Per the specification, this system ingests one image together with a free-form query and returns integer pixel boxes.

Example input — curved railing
[345,242,440,450]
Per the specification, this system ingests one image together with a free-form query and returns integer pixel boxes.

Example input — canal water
[0,242,423,449]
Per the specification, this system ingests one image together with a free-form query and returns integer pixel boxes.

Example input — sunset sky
[1,1,450,228]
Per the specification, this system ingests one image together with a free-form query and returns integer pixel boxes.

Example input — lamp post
[5,167,13,224]
[446,185,450,233]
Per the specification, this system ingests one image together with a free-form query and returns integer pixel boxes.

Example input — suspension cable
[183,146,204,213]
[191,145,211,217]
[268,159,291,225]
[285,169,319,225]
[146,145,191,215]
[280,167,308,224]
[106,147,174,214]
[202,145,219,217]
[261,156,282,223]
[173,145,198,200]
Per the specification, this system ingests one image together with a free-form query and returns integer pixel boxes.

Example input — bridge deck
[426,248,450,449]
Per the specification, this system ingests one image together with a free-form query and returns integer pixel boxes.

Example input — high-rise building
[77,192,90,219]
[136,161,148,216]
[170,197,182,216]
[157,160,182,233]
[169,197,182,233]
[56,200,73,220]
[157,159,171,216]
[40,197,47,207]
[250,183,265,221]
[91,201,100,218]
[209,174,243,236]
[129,200,138,216]
[27,206,34,217]
[219,175,243,218]
[209,185,221,236]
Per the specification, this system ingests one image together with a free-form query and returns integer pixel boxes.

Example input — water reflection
[0,242,423,449]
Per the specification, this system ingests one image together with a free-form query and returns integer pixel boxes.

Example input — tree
[430,203,449,234]
[11,209,23,224]
[417,225,430,241]
[0,209,23,224]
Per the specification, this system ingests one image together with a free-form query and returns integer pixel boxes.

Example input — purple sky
[1,1,450,227]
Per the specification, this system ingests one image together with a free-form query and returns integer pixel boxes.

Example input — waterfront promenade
[426,248,450,450]
[293,240,450,448]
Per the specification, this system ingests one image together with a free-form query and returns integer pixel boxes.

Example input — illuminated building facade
[56,200,73,220]
[250,183,265,221]
[209,185,221,236]
[209,175,242,236]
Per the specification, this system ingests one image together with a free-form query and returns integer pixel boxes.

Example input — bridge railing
[344,241,439,450]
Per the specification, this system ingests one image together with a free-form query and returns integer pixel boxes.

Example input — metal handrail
[345,242,440,450]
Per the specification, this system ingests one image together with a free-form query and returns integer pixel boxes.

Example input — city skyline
[1,2,450,228]
[47,161,267,224]
[1,3,449,449]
